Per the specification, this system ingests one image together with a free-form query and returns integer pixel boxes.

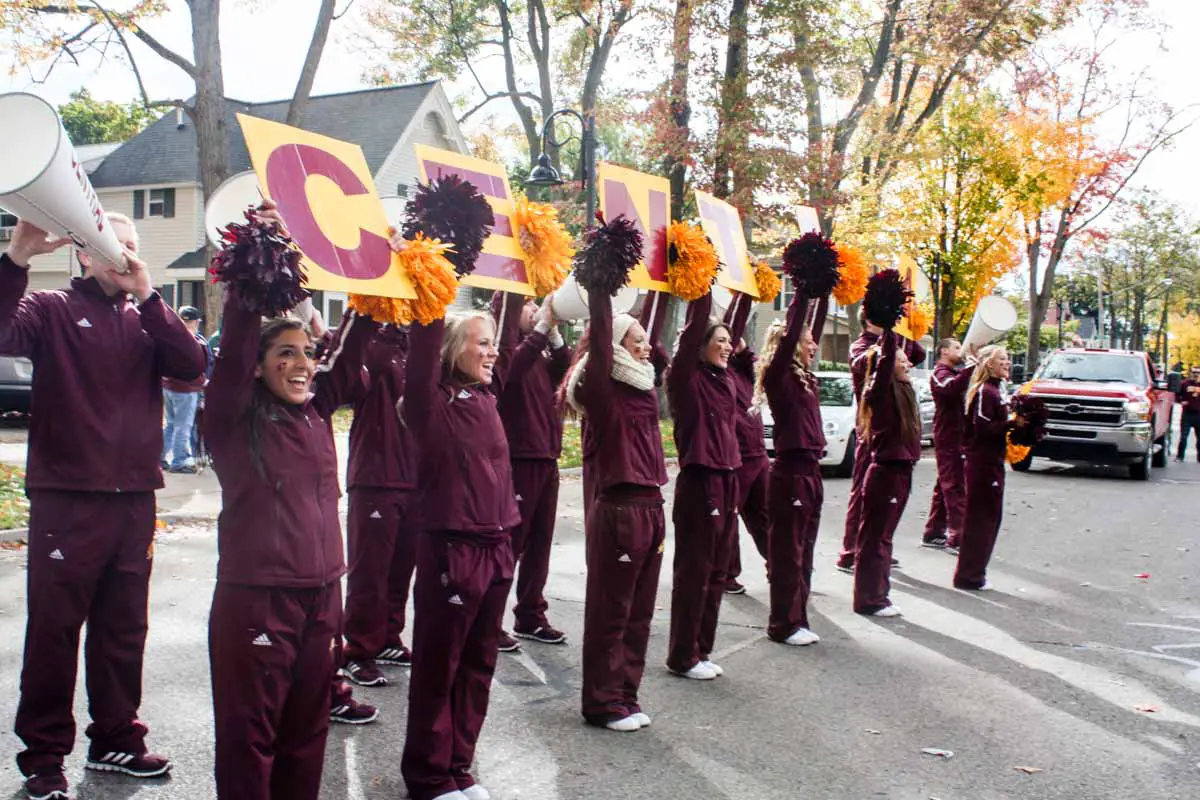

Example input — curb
[0,527,27,544]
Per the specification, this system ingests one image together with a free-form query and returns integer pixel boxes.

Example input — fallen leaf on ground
[1134,573,1151,579]
[1135,704,1160,713]
[921,748,954,759]
[1014,766,1044,774]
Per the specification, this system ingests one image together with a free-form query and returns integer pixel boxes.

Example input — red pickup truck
[1015,348,1175,480]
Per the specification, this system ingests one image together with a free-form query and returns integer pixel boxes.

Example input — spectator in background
[161,306,210,474]
[1177,366,1200,462]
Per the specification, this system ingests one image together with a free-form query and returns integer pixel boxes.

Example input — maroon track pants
[581,488,665,722]
[510,459,560,631]
[853,461,913,612]
[344,487,418,662]
[722,455,770,585]
[16,490,155,777]
[924,446,966,544]
[667,467,738,672]
[766,460,823,641]
[838,436,870,567]
[954,455,1006,589]
[209,582,340,800]
[401,533,513,800]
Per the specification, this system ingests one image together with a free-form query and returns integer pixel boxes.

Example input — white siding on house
[97,184,204,278]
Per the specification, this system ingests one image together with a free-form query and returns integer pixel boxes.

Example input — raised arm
[547,329,572,387]
[312,309,378,418]
[903,335,926,369]
[668,291,714,395]
[763,290,810,393]
[139,294,206,381]
[0,256,45,358]
[724,291,753,346]
[403,318,446,434]
[866,325,897,406]
[491,290,525,393]
[640,290,669,347]
[931,364,974,400]
[810,296,829,346]
[204,295,261,430]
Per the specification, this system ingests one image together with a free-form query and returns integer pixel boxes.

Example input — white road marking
[674,744,778,800]
[344,738,366,800]
[513,650,548,685]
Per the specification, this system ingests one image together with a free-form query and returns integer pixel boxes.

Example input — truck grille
[1040,396,1125,427]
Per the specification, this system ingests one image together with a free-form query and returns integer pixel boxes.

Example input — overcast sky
[3,0,1196,216]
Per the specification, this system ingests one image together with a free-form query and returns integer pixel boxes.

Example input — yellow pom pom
[393,235,460,325]
[512,196,574,297]
[907,302,933,341]
[667,221,720,302]
[1006,432,1031,465]
[832,244,869,306]
[348,293,406,325]
[754,261,782,305]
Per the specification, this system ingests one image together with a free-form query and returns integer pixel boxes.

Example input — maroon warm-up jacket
[494,293,571,461]
[204,300,375,587]
[930,360,972,450]
[764,293,825,460]
[863,331,922,463]
[965,378,1009,460]
[851,329,927,400]
[724,294,767,461]
[0,253,205,492]
[577,290,668,493]
[347,324,417,491]
[668,292,741,471]
[403,318,520,541]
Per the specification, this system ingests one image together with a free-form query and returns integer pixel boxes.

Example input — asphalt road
[0,452,1198,799]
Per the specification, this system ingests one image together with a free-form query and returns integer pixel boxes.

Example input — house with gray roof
[19,80,468,323]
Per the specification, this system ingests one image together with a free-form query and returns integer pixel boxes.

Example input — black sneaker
[375,645,412,666]
[922,537,948,549]
[724,581,747,595]
[169,464,198,474]
[341,659,389,687]
[891,558,902,570]
[85,750,171,778]
[24,767,69,800]
[331,698,379,725]
[514,625,567,644]
[497,630,522,652]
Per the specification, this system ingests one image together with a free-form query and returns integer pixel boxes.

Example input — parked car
[0,355,32,413]
[913,377,934,444]
[1017,347,1175,480]
[761,371,857,477]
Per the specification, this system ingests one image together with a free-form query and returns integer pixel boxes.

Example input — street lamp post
[526,108,597,228]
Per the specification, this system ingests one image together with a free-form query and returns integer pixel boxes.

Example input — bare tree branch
[286,0,337,126]
[332,0,357,22]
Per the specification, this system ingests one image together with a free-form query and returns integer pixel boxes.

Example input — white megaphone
[548,273,637,322]
[0,92,125,269]
[204,170,262,246]
[963,295,1018,352]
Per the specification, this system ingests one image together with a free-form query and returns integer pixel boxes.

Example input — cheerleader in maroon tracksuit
[204,227,378,797]
[666,290,741,680]
[568,285,667,732]
[761,290,827,645]
[717,293,771,594]
[954,345,1013,591]
[853,327,922,616]
[399,304,519,800]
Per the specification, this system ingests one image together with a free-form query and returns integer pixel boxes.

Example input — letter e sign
[597,163,670,293]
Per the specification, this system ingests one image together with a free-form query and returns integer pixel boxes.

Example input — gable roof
[90,81,440,189]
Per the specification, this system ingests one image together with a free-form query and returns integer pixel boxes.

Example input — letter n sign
[415,144,534,296]
[694,190,759,298]
[237,114,415,299]
[597,163,670,292]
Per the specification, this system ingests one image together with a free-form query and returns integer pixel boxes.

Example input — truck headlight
[1124,398,1151,422]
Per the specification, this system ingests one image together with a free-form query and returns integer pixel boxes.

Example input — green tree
[58,89,156,145]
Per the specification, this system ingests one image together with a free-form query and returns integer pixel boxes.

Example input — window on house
[396,183,409,198]
[775,275,796,312]
[0,210,16,241]
[133,188,175,219]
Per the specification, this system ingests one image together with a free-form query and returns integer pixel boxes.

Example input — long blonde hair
[753,320,814,408]
[965,345,1005,412]
[441,311,495,383]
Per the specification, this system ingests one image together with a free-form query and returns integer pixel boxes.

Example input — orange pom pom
[1006,432,1032,465]
[832,244,869,306]
[754,261,782,305]
[512,196,574,296]
[667,222,721,302]
[393,235,460,325]
[348,293,406,325]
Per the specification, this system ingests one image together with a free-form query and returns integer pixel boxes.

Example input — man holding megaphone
[1,216,206,800]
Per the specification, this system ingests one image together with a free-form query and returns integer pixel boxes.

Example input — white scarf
[566,313,656,413]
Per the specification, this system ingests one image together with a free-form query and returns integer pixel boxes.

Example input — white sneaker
[605,715,643,732]
[462,785,491,800]
[784,627,820,646]
[979,580,995,591]
[870,606,902,618]
[701,660,724,676]
[431,792,468,800]
[669,662,718,680]
[630,712,652,728]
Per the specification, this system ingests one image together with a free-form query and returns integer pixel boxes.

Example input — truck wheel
[1011,451,1033,472]
[1130,445,1151,481]
[1152,415,1171,468]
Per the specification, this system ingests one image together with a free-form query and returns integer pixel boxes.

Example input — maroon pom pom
[401,175,495,277]
[1009,394,1050,446]
[782,232,840,298]
[863,269,913,329]
[573,212,643,298]
[208,210,309,317]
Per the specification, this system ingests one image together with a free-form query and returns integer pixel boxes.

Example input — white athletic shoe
[605,715,643,732]
[669,662,718,680]
[979,580,995,591]
[784,627,820,646]
[701,660,724,676]
[630,712,652,728]
[870,606,902,618]
[431,792,468,800]
[462,785,492,800]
